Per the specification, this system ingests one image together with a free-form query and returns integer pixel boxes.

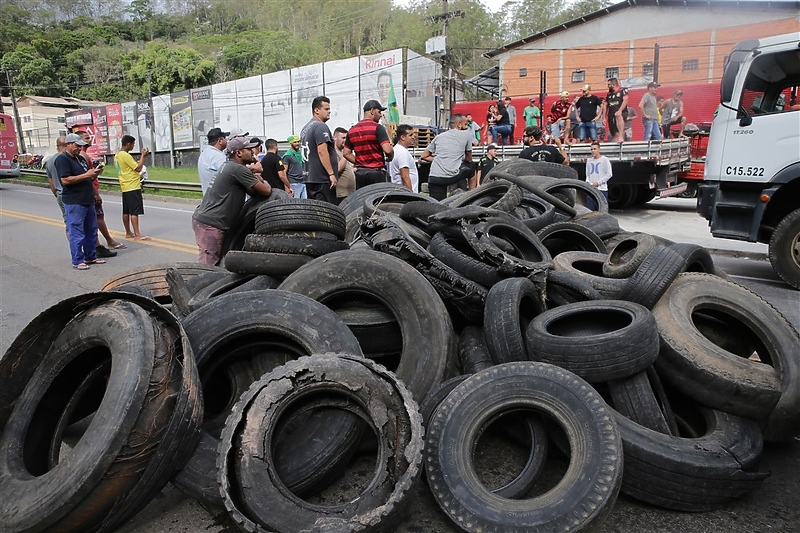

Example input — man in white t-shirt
[389,124,419,192]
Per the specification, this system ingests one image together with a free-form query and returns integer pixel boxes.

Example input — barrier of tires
[2,177,798,532]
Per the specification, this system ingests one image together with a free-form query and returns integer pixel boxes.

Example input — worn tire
[552,251,627,297]
[224,250,313,276]
[545,270,602,308]
[428,232,504,287]
[602,233,658,279]
[174,290,364,505]
[102,262,225,304]
[572,211,619,239]
[462,216,552,277]
[243,233,348,256]
[537,221,608,257]
[619,245,687,309]
[608,367,677,435]
[527,299,660,383]
[0,293,201,532]
[279,249,455,402]
[458,326,494,374]
[653,273,800,437]
[340,182,408,215]
[483,278,546,364]
[255,198,346,239]
[218,354,423,532]
[446,180,523,213]
[768,207,800,289]
[425,362,622,531]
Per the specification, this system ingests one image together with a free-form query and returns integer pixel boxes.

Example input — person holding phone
[115,135,151,241]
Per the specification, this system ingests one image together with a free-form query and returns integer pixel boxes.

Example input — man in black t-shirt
[300,96,338,204]
[519,126,568,165]
[576,84,604,142]
[605,78,629,142]
[261,138,293,195]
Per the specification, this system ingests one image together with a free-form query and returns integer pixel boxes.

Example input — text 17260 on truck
[697,32,800,289]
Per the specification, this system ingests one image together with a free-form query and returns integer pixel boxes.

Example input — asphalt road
[1,181,798,532]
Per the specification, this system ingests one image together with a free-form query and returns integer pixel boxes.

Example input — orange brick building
[486,0,799,98]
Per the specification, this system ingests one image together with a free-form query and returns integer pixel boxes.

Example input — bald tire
[425,362,622,532]
[483,277,546,364]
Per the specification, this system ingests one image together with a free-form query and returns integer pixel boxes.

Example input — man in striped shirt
[344,100,394,189]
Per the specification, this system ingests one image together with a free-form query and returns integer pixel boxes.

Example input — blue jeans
[65,203,98,265]
[290,183,307,199]
[643,118,662,141]
[491,124,512,145]
[579,121,597,141]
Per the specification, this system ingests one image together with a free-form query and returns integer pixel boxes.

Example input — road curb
[707,248,768,261]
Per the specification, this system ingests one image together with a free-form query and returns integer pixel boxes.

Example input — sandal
[85,259,107,265]
[134,235,151,241]
[73,263,90,270]
[109,243,127,249]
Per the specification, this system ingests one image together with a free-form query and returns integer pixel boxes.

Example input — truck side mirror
[739,114,753,127]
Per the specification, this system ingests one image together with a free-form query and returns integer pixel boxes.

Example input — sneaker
[96,245,117,258]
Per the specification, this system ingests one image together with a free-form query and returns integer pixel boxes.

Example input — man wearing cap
[661,90,686,138]
[344,100,394,189]
[575,84,604,142]
[550,92,571,141]
[523,98,541,128]
[283,134,305,198]
[389,124,419,192]
[419,114,476,201]
[192,137,273,265]
[605,78,629,143]
[639,82,662,141]
[227,128,249,141]
[475,143,499,185]
[300,96,338,204]
[198,127,229,194]
[115,134,151,241]
[519,126,568,165]
[54,133,104,270]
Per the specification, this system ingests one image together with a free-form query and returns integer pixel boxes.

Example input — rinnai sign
[363,55,397,70]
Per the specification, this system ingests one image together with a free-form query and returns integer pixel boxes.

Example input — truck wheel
[607,184,635,209]
[769,208,800,289]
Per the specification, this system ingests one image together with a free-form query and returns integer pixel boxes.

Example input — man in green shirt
[114,135,150,241]
[523,98,541,128]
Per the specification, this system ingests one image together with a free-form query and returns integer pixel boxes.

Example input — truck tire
[768,207,800,289]
[425,362,622,532]
[218,354,423,533]
[607,184,636,209]
[653,273,800,436]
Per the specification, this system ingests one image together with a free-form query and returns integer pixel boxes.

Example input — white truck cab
[698,32,800,288]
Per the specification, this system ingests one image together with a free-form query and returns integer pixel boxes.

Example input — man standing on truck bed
[639,82,662,141]
[576,85,604,142]
[605,78,629,143]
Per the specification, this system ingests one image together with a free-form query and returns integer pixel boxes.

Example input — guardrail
[20,169,203,193]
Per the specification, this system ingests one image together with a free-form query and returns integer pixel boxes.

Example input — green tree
[123,42,216,97]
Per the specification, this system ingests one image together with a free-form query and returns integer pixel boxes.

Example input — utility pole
[430,0,464,128]
[6,70,26,154]
[653,44,660,84]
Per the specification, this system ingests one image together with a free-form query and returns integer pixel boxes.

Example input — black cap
[647,82,660,88]
[207,127,230,140]
[363,100,387,112]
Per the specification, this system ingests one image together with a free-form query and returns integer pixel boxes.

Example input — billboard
[291,63,324,135]
[171,91,194,150]
[121,102,137,140]
[212,81,238,132]
[106,103,123,154]
[236,75,264,138]
[152,95,172,152]
[91,107,109,156]
[191,86,214,147]
[65,109,93,130]
[406,50,440,118]
[262,70,293,140]
[136,99,154,153]
[360,49,404,116]
[324,57,361,132]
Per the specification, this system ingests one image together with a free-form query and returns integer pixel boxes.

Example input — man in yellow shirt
[115,135,150,240]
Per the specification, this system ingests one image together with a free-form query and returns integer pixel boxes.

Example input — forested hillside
[0,0,609,102]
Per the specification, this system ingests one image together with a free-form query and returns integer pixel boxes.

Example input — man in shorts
[115,135,151,241]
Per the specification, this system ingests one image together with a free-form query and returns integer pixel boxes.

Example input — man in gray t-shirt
[192,137,273,265]
[45,136,68,232]
[419,114,476,201]
[300,96,338,204]
[638,82,662,141]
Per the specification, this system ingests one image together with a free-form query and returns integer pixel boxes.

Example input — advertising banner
[262,70,293,140]
[360,49,404,118]
[212,81,238,132]
[291,63,324,135]
[135,99,154,153]
[65,109,93,130]
[191,86,214,147]
[170,91,194,150]
[323,57,361,132]
[152,95,172,152]
[106,103,123,154]
[121,102,137,140]
[91,107,109,156]
[236,75,264,138]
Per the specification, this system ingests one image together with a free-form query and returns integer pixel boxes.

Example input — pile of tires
[2,169,799,532]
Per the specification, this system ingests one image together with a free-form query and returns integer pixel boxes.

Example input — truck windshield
[740,49,800,116]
